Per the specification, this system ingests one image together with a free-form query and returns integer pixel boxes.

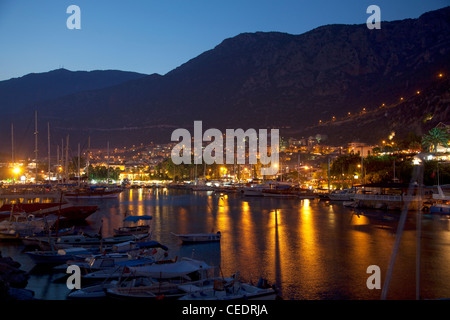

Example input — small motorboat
[26,247,92,265]
[171,231,221,243]
[178,276,278,300]
[113,225,150,236]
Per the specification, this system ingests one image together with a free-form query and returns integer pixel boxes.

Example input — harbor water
[2,187,450,300]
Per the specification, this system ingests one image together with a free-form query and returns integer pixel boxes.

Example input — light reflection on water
[2,188,450,300]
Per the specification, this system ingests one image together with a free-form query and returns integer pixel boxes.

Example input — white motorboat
[178,276,277,300]
[68,277,154,299]
[171,231,221,243]
[105,277,230,300]
[54,252,131,272]
[128,257,212,280]
[38,233,150,250]
[26,247,92,265]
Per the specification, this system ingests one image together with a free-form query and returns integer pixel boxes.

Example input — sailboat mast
[65,135,69,182]
[61,138,64,183]
[86,136,90,181]
[327,156,331,191]
[34,110,38,182]
[78,143,81,186]
[11,122,14,165]
[48,122,51,183]
[107,141,110,184]
[56,145,60,183]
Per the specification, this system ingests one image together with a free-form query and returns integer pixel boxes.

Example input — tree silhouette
[422,128,450,153]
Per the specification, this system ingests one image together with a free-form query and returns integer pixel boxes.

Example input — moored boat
[63,186,123,199]
[328,188,356,201]
[171,231,221,243]
[26,247,92,265]
[0,202,98,222]
[178,276,277,300]
[429,185,450,214]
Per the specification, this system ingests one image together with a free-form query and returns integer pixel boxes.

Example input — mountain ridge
[2,6,449,156]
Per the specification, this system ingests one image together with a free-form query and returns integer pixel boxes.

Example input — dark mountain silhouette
[0,68,148,115]
[2,6,450,156]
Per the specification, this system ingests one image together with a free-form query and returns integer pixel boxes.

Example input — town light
[12,167,21,175]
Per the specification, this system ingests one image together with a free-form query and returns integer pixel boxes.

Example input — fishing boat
[171,231,221,243]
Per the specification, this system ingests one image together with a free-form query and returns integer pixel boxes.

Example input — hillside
[2,6,450,156]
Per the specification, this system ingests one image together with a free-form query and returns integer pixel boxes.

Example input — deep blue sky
[0,0,448,81]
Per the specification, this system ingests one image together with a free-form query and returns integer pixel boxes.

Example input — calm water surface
[2,188,450,300]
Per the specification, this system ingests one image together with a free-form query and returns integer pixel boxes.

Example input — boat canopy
[115,258,155,267]
[123,215,153,222]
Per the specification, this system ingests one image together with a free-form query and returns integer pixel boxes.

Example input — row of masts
[10,110,111,185]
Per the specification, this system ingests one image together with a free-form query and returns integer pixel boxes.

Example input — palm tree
[422,128,450,153]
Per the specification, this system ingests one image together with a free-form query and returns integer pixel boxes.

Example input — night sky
[0,0,448,80]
